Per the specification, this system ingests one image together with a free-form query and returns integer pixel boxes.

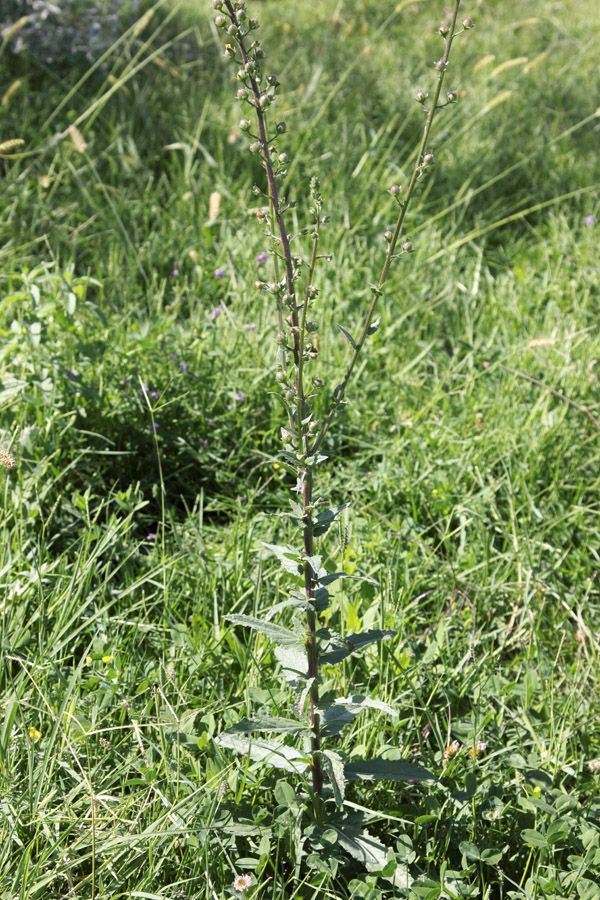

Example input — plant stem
[223,0,324,803]
[310,0,462,456]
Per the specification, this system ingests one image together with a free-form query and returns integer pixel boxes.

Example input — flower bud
[278,152,288,163]
[403,241,413,252]
[254,47,265,59]
[308,420,318,432]
[285,389,295,401]
[313,377,323,387]
[276,371,285,382]
[276,121,287,133]
[255,280,264,290]
[268,282,279,293]
[212,0,223,8]
[447,91,458,102]
[214,15,226,27]
[416,89,427,102]
[266,74,278,86]
[423,152,434,165]
[249,18,259,28]
[306,321,317,332]
[237,69,247,81]
[227,24,238,35]
[240,119,251,130]
[438,23,449,35]
[252,184,260,195]
[237,9,246,20]
[224,44,234,58]
[309,351,318,359]
[462,16,473,28]
[390,184,401,195]
[237,88,248,100]
[276,332,286,344]
[384,230,392,242]
[244,61,254,73]
[250,141,262,153]
[259,94,271,108]
[435,59,447,71]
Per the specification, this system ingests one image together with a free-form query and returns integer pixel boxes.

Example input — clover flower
[233,874,252,892]
[214,268,226,279]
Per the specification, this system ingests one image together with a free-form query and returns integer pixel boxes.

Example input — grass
[1,0,600,897]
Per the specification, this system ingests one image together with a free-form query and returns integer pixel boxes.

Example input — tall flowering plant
[212,0,473,884]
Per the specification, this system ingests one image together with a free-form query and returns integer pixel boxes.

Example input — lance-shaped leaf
[344,757,436,783]
[225,716,309,736]
[317,571,377,586]
[313,503,350,537]
[321,749,346,808]
[333,819,411,889]
[320,629,396,665]
[262,542,303,576]
[226,614,301,648]
[216,733,309,774]
[337,323,357,349]
[321,695,398,737]
[275,643,308,681]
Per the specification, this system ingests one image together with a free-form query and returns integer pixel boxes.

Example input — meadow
[0,0,599,897]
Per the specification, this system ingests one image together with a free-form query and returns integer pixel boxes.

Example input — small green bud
[240,119,252,131]
[447,91,458,102]
[438,23,449,35]
[214,15,226,27]
[276,371,285,382]
[278,152,288,163]
[462,16,474,28]
[249,17,259,28]
[276,121,287,133]
[402,241,413,252]
[237,9,246,20]
[308,420,318,432]
[254,47,265,59]
[416,89,427,103]
[435,59,447,71]
[266,74,279,86]
[276,332,286,344]
[390,184,401,195]
[227,24,238,35]
[384,230,392,242]
[423,152,434,165]
[285,389,295,401]
[306,321,317,333]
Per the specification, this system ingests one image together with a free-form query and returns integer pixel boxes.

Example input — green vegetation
[0,0,599,897]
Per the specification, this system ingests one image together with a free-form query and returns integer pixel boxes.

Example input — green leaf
[337,323,357,349]
[345,757,436,783]
[275,643,308,681]
[367,315,381,336]
[334,821,410,889]
[225,716,309,735]
[262,542,303,576]
[521,828,548,848]
[322,749,346,808]
[320,629,396,664]
[226,614,301,648]
[274,781,298,808]
[459,841,481,861]
[317,571,377,586]
[321,695,397,737]
[215,733,309,774]
[314,503,350,537]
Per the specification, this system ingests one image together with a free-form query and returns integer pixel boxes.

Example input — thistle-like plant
[212,0,474,885]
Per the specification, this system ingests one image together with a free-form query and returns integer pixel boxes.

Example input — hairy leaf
[322,749,346,808]
[313,503,350,537]
[321,695,397,737]
[225,716,309,736]
[275,643,308,681]
[320,629,396,664]
[216,733,309,774]
[334,819,410,889]
[262,542,303,576]
[344,757,436,783]
[226,614,301,648]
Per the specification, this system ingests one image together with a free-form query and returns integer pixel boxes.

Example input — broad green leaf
[215,733,308,774]
[262,542,303,576]
[320,629,396,665]
[459,840,481,861]
[275,643,308,681]
[225,716,309,736]
[334,822,410,889]
[521,829,548,848]
[345,757,436,783]
[321,695,397,737]
[226,614,301,648]
[317,571,377,586]
[337,323,357,349]
[274,781,298,808]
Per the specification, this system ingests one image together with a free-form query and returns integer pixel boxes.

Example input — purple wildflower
[246,323,257,331]
[584,214,596,226]
[233,874,253,893]
[146,532,156,541]
[214,268,226,279]
[125,380,132,387]
[148,423,159,432]
[207,418,216,426]
[150,390,159,399]
[168,353,176,359]
[257,252,268,263]
[236,392,245,402]
[227,403,234,409]
[66,370,76,381]
[179,361,188,372]
[172,268,179,276]
[209,306,223,321]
